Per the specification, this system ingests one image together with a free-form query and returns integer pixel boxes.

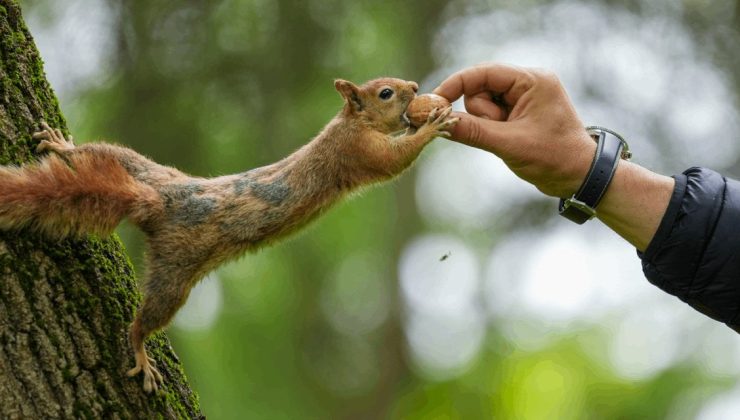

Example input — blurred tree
[0,1,202,417]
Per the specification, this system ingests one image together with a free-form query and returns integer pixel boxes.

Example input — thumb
[448,111,513,154]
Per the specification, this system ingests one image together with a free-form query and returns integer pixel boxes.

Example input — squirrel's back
[0,150,160,238]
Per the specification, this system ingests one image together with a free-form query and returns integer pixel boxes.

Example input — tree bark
[0,1,203,418]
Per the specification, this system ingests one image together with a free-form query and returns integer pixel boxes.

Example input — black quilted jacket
[639,167,740,332]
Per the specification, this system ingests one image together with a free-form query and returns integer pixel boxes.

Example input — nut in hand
[405,94,452,128]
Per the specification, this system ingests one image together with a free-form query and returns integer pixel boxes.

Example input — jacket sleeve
[639,167,740,332]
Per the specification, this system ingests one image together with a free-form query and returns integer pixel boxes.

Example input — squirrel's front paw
[33,121,75,154]
[420,106,459,139]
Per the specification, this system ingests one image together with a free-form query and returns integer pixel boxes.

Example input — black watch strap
[558,127,631,224]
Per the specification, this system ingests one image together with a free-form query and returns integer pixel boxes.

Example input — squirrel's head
[335,77,419,133]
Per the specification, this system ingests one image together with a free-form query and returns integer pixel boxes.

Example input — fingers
[433,63,534,107]
[464,92,507,121]
[446,111,515,154]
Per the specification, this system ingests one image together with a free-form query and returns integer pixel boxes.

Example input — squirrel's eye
[379,88,394,100]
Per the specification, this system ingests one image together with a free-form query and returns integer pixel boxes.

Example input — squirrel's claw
[127,350,164,393]
[32,122,75,154]
[436,116,460,131]
[35,140,52,153]
[424,106,453,125]
[426,107,440,124]
[435,130,454,139]
[142,365,163,393]
[418,107,457,139]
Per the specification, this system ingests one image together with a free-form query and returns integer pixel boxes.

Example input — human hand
[433,63,596,198]
[435,63,675,251]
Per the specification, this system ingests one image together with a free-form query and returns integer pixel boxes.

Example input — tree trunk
[0,1,203,418]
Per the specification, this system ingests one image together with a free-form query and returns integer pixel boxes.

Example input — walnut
[405,94,451,128]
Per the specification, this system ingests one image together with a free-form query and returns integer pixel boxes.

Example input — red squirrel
[0,77,457,392]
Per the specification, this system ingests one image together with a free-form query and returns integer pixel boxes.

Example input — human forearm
[595,161,675,251]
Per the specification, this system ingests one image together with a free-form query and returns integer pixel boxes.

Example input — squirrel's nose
[409,82,419,93]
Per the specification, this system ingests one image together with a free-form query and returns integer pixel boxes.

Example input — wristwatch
[558,126,631,224]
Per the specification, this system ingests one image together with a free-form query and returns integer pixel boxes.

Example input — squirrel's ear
[334,79,363,112]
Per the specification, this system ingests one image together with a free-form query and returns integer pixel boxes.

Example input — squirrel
[0,77,458,393]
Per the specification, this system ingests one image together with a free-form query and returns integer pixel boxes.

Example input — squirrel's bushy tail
[0,153,158,238]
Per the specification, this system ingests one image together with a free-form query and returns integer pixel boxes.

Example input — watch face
[559,197,596,224]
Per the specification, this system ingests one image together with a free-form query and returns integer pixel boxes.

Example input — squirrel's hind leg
[127,251,206,393]
[126,317,163,393]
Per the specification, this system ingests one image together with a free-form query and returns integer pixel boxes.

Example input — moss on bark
[0,1,203,417]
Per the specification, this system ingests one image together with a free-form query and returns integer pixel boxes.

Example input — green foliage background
[18,0,740,418]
